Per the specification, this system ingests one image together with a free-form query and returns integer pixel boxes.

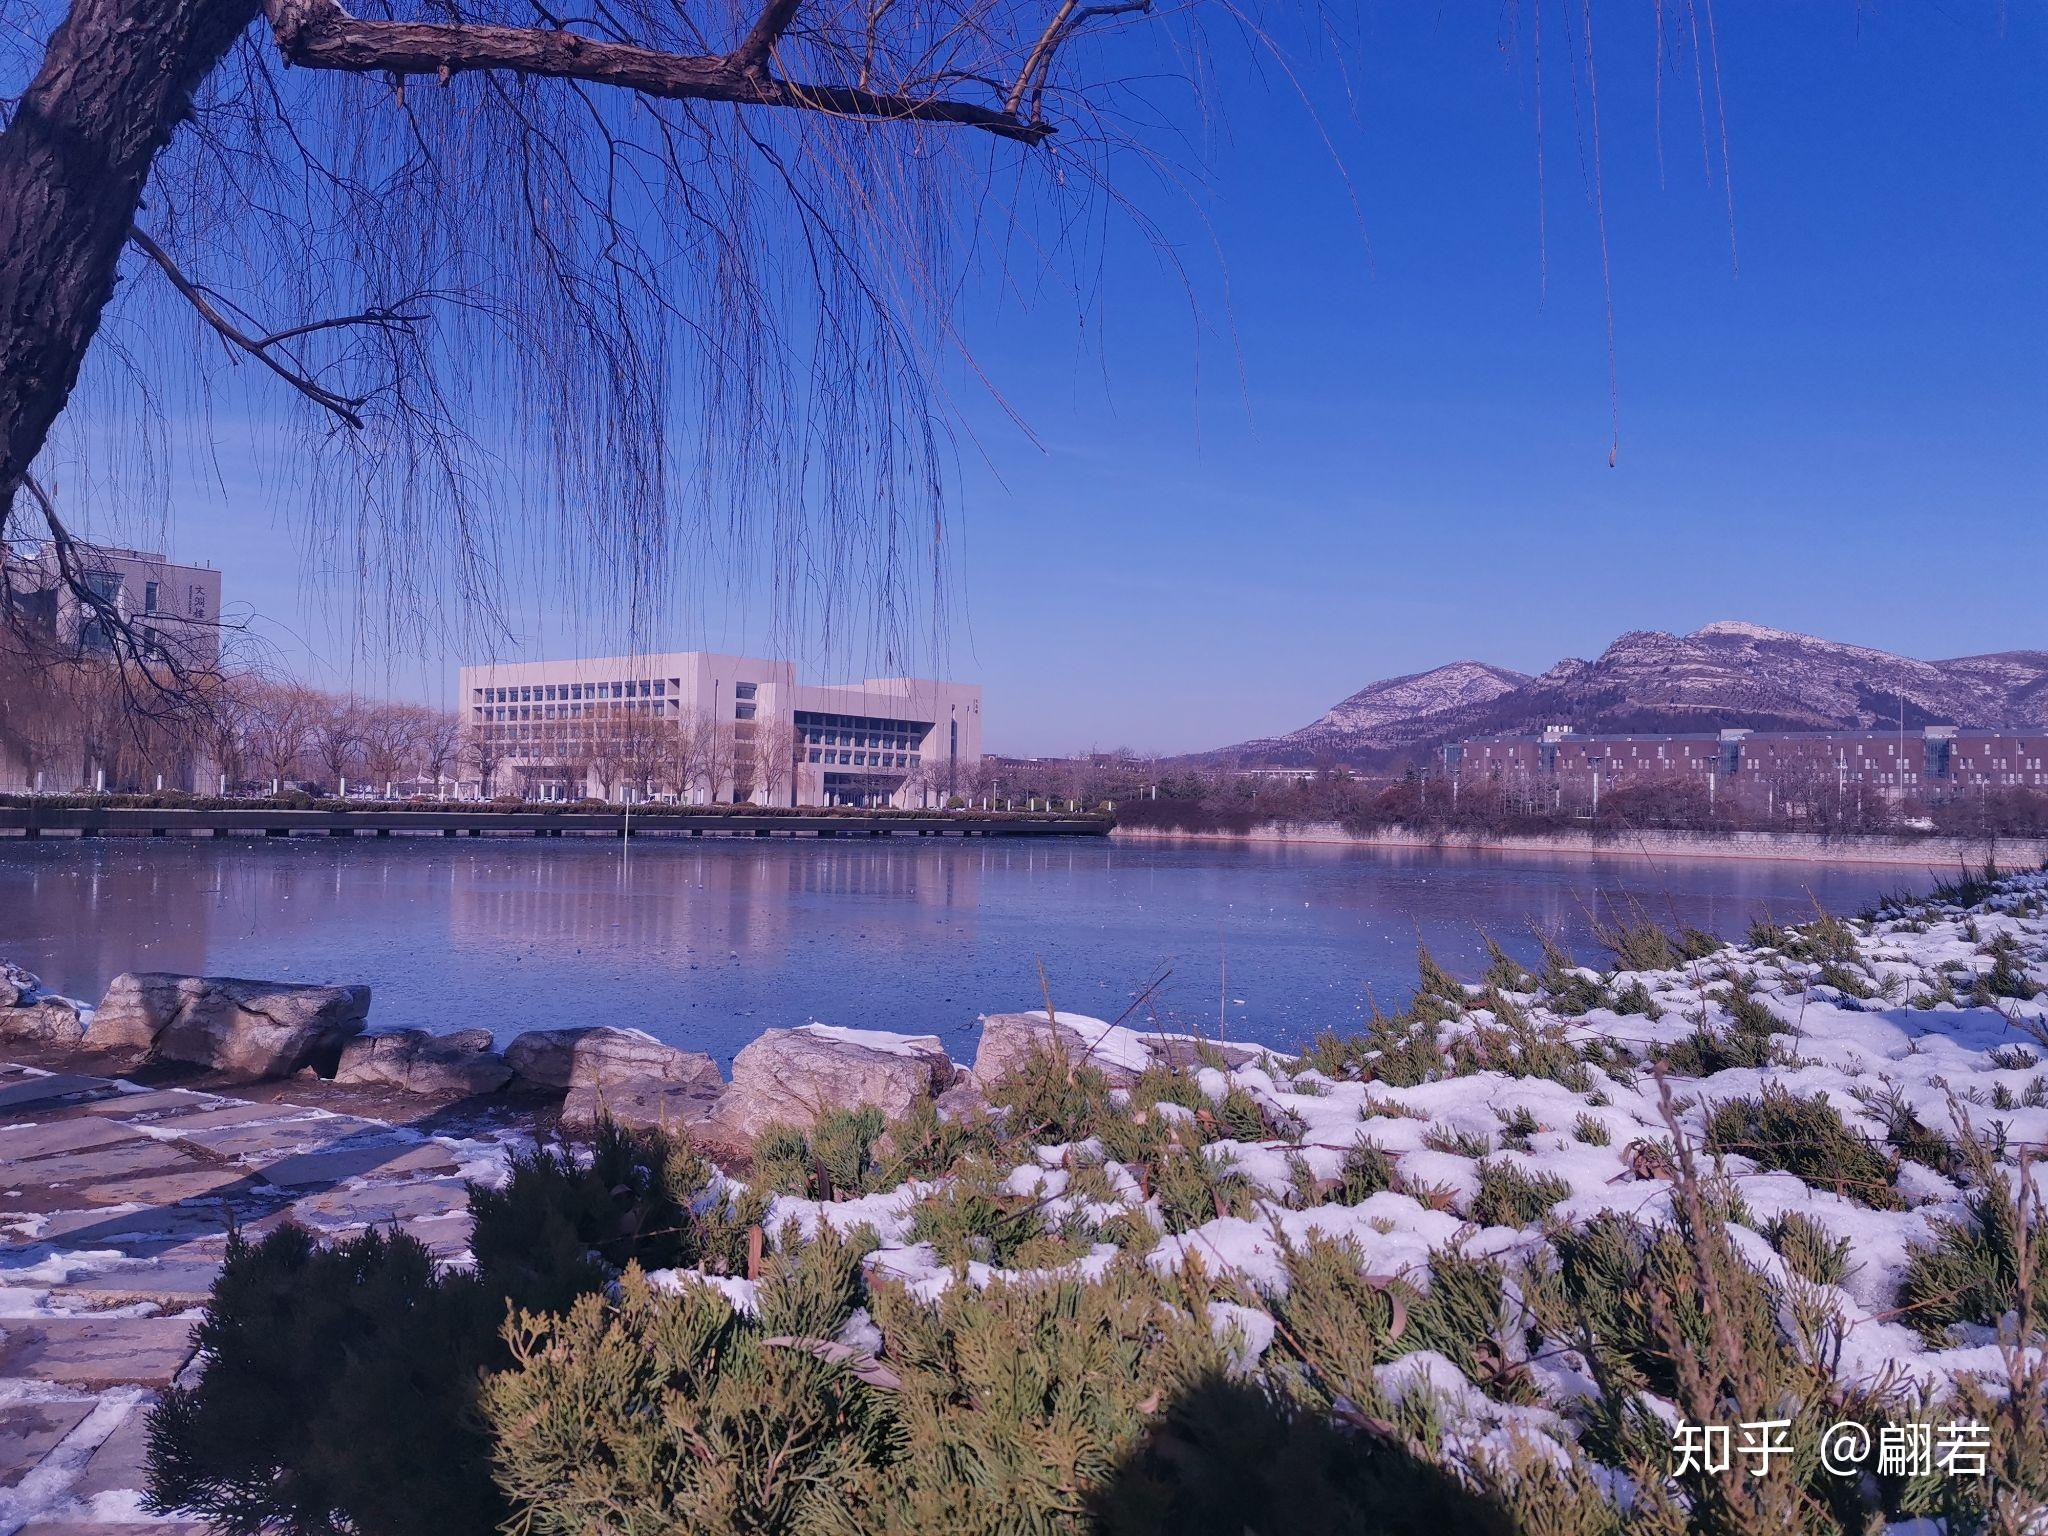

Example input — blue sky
[59,2,2048,755]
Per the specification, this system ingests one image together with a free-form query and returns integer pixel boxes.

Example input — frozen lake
[0,836,1915,1064]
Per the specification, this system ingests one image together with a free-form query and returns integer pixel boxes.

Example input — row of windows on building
[478,713,696,743]
[793,710,928,754]
[806,750,918,769]
[477,679,671,706]
[476,699,671,724]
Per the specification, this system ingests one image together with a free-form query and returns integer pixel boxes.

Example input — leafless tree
[462,725,505,800]
[0,624,72,786]
[753,718,797,807]
[958,754,997,807]
[654,717,701,802]
[417,707,462,795]
[728,724,761,803]
[357,702,422,793]
[615,706,668,800]
[193,674,255,790]
[67,662,134,788]
[686,709,737,804]
[519,714,577,797]
[0,0,1219,685]
[246,680,315,787]
[308,693,366,790]
[582,712,630,801]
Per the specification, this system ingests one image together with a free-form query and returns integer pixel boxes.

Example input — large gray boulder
[970,1010,1149,1089]
[504,1025,708,1090]
[705,1025,954,1146]
[0,963,88,1047]
[505,1026,725,1130]
[333,1028,512,1096]
[86,972,370,1078]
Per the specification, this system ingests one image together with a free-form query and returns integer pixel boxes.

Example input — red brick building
[1447,725,2048,815]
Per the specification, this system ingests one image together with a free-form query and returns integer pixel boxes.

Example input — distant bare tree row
[987,751,2048,839]
[0,642,465,797]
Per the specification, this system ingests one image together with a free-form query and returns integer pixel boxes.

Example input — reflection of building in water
[448,846,795,960]
[457,652,982,808]
[3,844,400,1004]
[790,846,983,907]
[446,844,985,970]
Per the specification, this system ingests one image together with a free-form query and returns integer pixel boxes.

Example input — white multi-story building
[456,652,983,807]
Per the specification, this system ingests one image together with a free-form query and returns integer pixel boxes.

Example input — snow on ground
[668,870,2048,1462]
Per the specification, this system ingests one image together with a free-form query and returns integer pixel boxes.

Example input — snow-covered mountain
[1204,622,2048,768]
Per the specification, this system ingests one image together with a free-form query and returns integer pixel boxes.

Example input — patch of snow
[797,1024,946,1057]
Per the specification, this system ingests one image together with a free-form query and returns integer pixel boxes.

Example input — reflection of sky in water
[0,838,1906,1064]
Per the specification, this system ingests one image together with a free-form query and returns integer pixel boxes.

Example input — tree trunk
[0,0,260,513]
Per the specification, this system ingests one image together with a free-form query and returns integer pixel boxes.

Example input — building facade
[456,652,983,807]
[4,542,223,670]
[1,543,225,793]
[1447,724,2048,813]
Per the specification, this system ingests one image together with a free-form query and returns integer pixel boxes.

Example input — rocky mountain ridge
[1209,621,2048,769]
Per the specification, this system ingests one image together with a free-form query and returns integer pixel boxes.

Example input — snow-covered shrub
[1897,1171,2048,1343]
[1469,1160,1570,1228]
[1761,1211,1855,1288]
[1703,1086,1902,1211]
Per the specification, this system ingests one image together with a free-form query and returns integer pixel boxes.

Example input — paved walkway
[0,1062,507,1536]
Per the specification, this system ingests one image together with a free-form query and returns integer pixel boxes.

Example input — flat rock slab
[79,1089,227,1120]
[0,1119,151,1162]
[78,1164,262,1209]
[563,1077,724,1135]
[287,1177,470,1227]
[67,1400,154,1500]
[255,1139,457,1189]
[400,1212,473,1260]
[16,1523,215,1536]
[51,1259,222,1308]
[0,1316,197,1389]
[0,1398,98,1488]
[26,1203,234,1251]
[142,1102,306,1133]
[0,1077,118,1114]
[166,1115,369,1160]
[9,1139,215,1191]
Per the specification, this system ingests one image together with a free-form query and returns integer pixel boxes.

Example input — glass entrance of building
[822,772,905,807]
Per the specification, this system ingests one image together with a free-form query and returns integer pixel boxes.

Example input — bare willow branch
[264,0,1055,141]
[1006,0,1148,118]
[127,225,408,429]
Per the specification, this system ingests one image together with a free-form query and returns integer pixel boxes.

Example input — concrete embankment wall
[1111,821,2048,871]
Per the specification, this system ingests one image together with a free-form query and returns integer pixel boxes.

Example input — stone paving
[0,1061,511,1536]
